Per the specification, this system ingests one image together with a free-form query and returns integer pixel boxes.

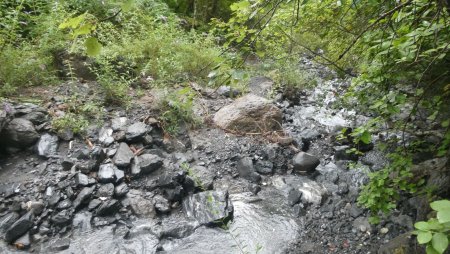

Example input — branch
[337,0,413,61]
[277,26,356,77]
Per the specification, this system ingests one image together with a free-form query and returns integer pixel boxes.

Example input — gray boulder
[0,118,39,149]
[126,122,150,142]
[237,157,261,183]
[113,142,134,167]
[213,94,282,133]
[37,133,59,158]
[4,212,33,243]
[98,164,117,183]
[73,186,96,210]
[132,154,163,176]
[183,191,233,225]
[292,152,320,173]
[187,165,215,190]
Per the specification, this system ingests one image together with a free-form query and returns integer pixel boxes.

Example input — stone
[137,154,163,175]
[48,238,71,251]
[61,158,75,171]
[88,199,102,211]
[213,94,283,133]
[75,173,89,187]
[96,199,120,216]
[51,210,73,226]
[292,152,320,173]
[248,76,274,97]
[98,163,117,183]
[98,127,114,146]
[162,185,184,202]
[154,195,171,214]
[114,168,125,183]
[56,199,72,210]
[0,212,19,235]
[73,212,92,235]
[97,183,115,198]
[114,183,129,198]
[4,212,33,243]
[352,217,371,233]
[237,157,261,183]
[113,142,134,167]
[0,109,10,133]
[0,118,39,149]
[337,182,349,195]
[273,175,328,205]
[287,188,302,207]
[334,145,358,161]
[183,191,233,225]
[188,165,215,190]
[124,190,155,217]
[126,122,150,142]
[36,133,59,158]
[73,186,96,210]
[111,117,128,131]
[378,233,417,254]
[255,160,273,175]
[26,201,45,215]
[217,86,241,98]
[14,232,31,250]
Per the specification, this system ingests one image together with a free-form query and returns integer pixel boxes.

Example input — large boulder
[213,94,282,133]
[0,118,39,149]
[37,134,59,158]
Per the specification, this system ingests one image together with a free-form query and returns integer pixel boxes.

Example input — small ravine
[0,58,422,254]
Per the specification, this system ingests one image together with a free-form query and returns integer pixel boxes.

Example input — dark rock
[73,186,96,210]
[287,188,302,206]
[124,190,155,217]
[248,183,262,195]
[56,199,72,210]
[337,182,349,195]
[61,158,75,171]
[292,152,320,173]
[378,233,417,254]
[113,142,134,167]
[75,173,89,187]
[48,192,61,207]
[73,149,90,160]
[36,133,59,158]
[57,128,74,141]
[48,238,71,251]
[14,232,31,249]
[88,199,102,211]
[334,145,358,161]
[111,117,128,131]
[137,154,163,174]
[98,163,117,183]
[114,183,129,198]
[73,212,92,234]
[114,168,125,184]
[96,199,120,216]
[255,160,274,175]
[154,195,171,214]
[217,86,241,98]
[66,187,74,199]
[188,165,215,190]
[162,185,184,202]
[4,212,33,243]
[97,183,115,198]
[182,176,196,193]
[0,212,19,235]
[126,122,150,142]
[76,160,96,174]
[183,191,233,225]
[0,118,39,149]
[51,210,73,226]
[237,157,261,183]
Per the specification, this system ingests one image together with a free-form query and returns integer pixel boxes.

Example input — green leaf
[431,200,450,212]
[121,0,134,12]
[84,37,102,56]
[437,209,450,224]
[432,233,448,254]
[427,245,440,254]
[59,13,86,29]
[417,231,432,244]
[72,24,93,37]
[415,221,430,230]
[360,130,371,144]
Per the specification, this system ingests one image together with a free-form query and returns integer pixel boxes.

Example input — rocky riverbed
[0,59,446,253]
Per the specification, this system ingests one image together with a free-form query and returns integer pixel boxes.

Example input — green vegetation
[414,200,450,254]
[1,0,449,249]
